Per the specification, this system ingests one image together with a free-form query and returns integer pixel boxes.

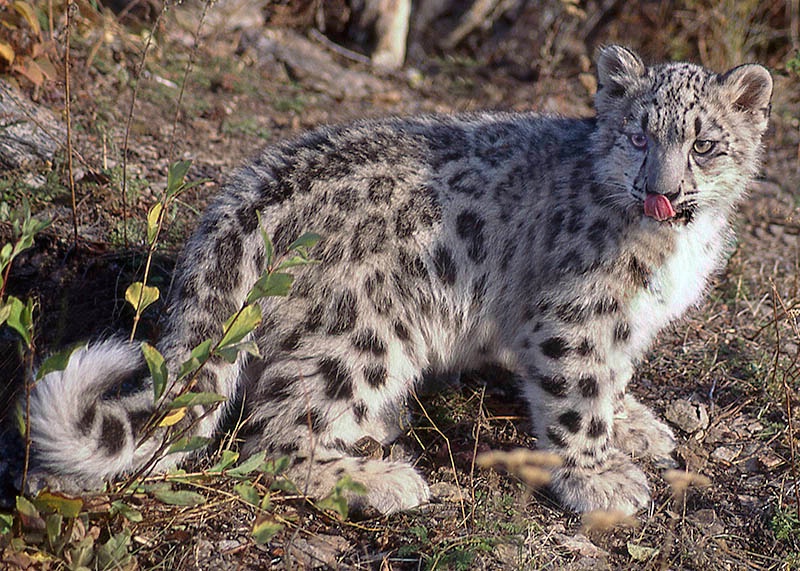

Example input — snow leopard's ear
[718,64,773,131]
[595,45,646,113]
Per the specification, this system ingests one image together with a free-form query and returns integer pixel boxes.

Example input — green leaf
[153,488,206,506]
[262,455,290,476]
[125,282,160,314]
[45,513,62,549]
[219,304,261,349]
[33,491,83,518]
[317,493,349,519]
[168,391,227,409]
[15,495,43,529]
[12,233,33,257]
[234,482,260,506]
[256,212,274,268]
[270,478,298,493]
[96,530,132,570]
[275,254,320,272]
[0,302,12,328]
[179,178,212,193]
[166,160,193,197]
[0,243,13,266]
[110,500,143,523]
[316,475,367,519]
[141,342,168,401]
[215,340,261,364]
[6,296,33,346]
[146,202,163,244]
[227,451,266,477]
[259,492,273,511]
[0,513,12,535]
[167,436,212,455]
[36,343,82,381]
[208,450,239,473]
[246,272,294,303]
[177,339,213,381]
[69,535,95,569]
[252,518,283,544]
[287,232,322,253]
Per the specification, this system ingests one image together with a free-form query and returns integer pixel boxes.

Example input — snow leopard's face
[591,46,772,224]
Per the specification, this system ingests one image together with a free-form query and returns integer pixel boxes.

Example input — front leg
[519,323,651,515]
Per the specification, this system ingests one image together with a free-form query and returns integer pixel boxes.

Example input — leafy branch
[126,160,209,340]
[0,200,50,494]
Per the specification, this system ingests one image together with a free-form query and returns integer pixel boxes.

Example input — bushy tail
[27,339,160,488]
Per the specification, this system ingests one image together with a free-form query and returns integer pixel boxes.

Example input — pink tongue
[643,194,676,221]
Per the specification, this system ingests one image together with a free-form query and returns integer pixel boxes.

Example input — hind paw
[290,456,430,515]
[550,449,651,515]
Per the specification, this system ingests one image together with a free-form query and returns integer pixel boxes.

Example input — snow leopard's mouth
[643,193,675,221]
[643,194,696,225]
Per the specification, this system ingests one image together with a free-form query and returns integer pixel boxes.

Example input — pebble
[553,533,609,559]
[665,399,710,434]
[711,445,742,464]
[287,533,352,569]
[429,481,465,503]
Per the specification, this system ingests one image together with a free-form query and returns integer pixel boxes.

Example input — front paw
[613,395,676,465]
[549,450,651,515]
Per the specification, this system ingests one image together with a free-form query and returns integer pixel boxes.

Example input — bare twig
[20,335,37,494]
[308,28,372,65]
[64,0,78,245]
[167,0,215,163]
[412,391,468,524]
[467,386,485,527]
[121,2,169,248]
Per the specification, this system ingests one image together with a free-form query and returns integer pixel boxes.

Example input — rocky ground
[0,0,799,569]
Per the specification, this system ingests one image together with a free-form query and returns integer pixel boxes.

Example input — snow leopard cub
[27,46,772,515]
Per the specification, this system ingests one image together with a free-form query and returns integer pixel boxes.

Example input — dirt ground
[1,0,800,569]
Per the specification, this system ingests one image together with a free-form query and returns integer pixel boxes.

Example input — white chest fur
[627,211,731,358]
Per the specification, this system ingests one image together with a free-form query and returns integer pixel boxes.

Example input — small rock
[429,481,464,503]
[23,173,46,189]
[711,445,742,464]
[216,539,241,552]
[705,423,735,444]
[738,494,762,510]
[287,533,352,569]
[688,508,726,535]
[665,399,710,434]
[553,533,609,559]
[494,543,523,567]
[757,449,784,470]
[565,556,609,570]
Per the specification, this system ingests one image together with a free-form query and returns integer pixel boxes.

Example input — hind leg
[283,450,430,514]
[242,327,431,514]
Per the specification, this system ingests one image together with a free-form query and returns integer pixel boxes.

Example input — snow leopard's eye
[628,132,647,149]
[692,139,715,155]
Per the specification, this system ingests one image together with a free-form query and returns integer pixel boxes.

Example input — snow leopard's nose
[646,145,684,201]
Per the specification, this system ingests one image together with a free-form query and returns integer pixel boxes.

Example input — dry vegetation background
[0,0,799,569]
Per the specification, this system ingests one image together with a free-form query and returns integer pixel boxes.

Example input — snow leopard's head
[591,45,772,224]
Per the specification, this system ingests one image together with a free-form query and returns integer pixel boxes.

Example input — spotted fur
[27,46,772,514]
